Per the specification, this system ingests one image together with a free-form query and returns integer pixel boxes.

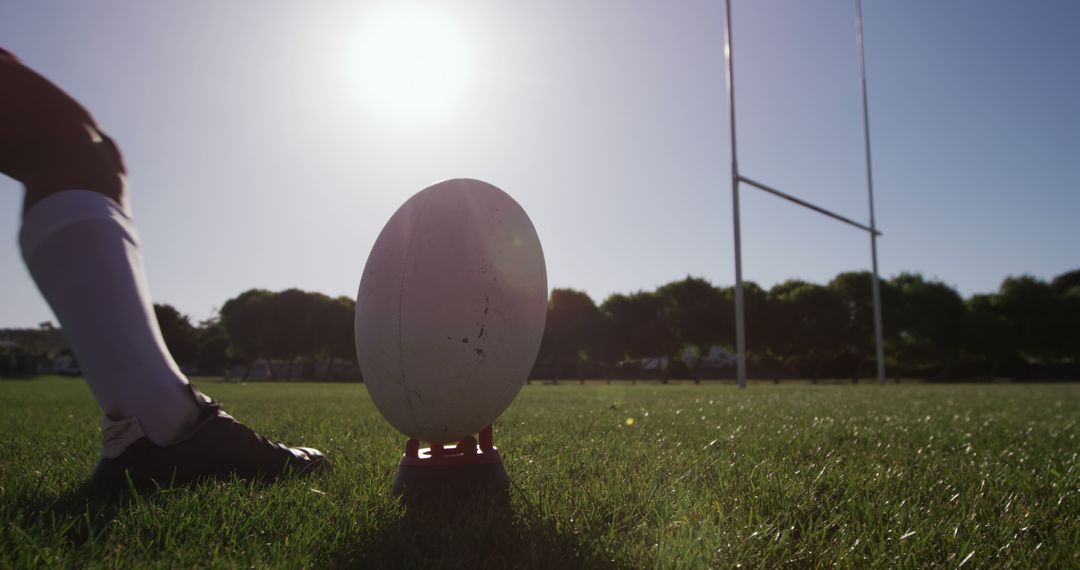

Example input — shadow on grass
[2,480,132,561]
[331,491,632,569]
[6,480,633,568]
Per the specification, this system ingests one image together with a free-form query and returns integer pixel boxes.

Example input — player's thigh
[0,51,126,209]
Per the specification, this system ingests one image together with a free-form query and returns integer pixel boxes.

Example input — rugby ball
[355,179,547,443]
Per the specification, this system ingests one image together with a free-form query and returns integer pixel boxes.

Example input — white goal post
[722,0,886,387]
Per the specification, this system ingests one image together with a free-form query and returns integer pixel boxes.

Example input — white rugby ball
[355,179,548,443]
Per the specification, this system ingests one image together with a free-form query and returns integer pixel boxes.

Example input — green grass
[1,378,1078,568]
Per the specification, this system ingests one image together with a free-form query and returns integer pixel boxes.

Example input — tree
[1050,269,1080,296]
[0,322,68,362]
[153,303,198,369]
[887,273,966,377]
[828,271,882,382]
[218,288,357,381]
[538,289,603,380]
[264,289,316,378]
[769,280,846,382]
[965,293,1018,378]
[717,281,771,368]
[1051,268,1080,363]
[195,318,231,376]
[601,291,677,381]
[657,276,728,382]
[315,295,357,363]
[0,322,69,376]
[587,312,625,381]
[995,275,1067,363]
[307,294,357,380]
[219,289,274,379]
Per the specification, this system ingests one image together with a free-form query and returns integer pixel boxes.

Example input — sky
[1,0,1078,328]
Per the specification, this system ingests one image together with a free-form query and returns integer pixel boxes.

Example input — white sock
[19,190,199,446]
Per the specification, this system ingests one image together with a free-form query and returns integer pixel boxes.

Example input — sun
[349,4,472,124]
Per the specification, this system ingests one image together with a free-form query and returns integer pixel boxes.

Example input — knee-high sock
[19,190,198,446]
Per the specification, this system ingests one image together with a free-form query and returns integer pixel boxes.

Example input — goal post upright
[721,0,886,387]
[723,0,748,390]
[856,0,887,385]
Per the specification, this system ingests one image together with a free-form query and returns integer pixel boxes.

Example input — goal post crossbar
[738,175,882,236]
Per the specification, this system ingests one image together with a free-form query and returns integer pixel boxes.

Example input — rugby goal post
[723,0,886,387]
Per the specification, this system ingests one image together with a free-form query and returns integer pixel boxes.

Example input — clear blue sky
[2,0,1078,328]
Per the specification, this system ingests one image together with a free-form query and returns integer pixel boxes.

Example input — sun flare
[350,4,471,123]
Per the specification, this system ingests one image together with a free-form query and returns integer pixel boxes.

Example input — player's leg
[1,50,328,489]
[1,49,199,445]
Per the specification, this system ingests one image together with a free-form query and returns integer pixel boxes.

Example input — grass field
[1,378,1078,568]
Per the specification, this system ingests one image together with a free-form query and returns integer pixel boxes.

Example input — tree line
[3,268,1078,381]
[153,289,356,380]
[538,269,1080,382]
